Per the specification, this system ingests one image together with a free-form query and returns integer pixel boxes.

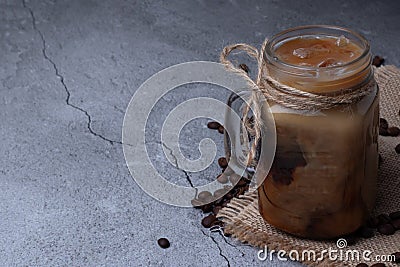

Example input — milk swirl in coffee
[258,26,378,239]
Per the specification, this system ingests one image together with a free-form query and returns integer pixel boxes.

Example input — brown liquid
[274,35,363,68]
[258,35,378,239]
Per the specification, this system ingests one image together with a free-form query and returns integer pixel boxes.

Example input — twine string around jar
[220,38,376,166]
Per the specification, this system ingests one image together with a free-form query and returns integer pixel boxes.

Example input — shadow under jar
[258,25,379,239]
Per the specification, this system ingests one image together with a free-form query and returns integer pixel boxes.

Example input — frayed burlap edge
[217,65,400,267]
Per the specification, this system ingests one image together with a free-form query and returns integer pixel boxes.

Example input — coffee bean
[218,157,228,168]
[367,217,380,228]
[223,185,233,191]
[201,214,216,228]
[377,214,391,225]
[238,185,249,196]
[378,223,395,235]
[387,126,400,137]
[224,193,233,201]
[379,127,389,136]
[224,167,234,175]
[221,200,229,208]
[358,226,375,238]
[380,118,389,130]
[191,198,204,208]
[239,63,250,73]
[391,218,400,230]
[207,121,221,130]
[200,204,213,213]
[229,173,241,185]
[396,144,400,154]
[218,125,225,134]
[198,191,212,201]
[213,205,222,214]
[392,252,400,263]
[217,174,228,184]
[389,211,400,220]
[237,178,247,187]
[211,220,224,227]
[371,263,385,267]
[158,238,170,249]
[372,55,384,67]
[356,263,368,267]
[214,188,227,199]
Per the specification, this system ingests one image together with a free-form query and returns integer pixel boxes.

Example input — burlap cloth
[217,65,400,266]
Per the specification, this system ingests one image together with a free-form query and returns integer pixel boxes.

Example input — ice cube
[335,35,349,47]
[293,48,312,59]
[317,58,343,68]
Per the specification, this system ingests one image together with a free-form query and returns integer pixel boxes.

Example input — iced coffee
[258,26,378,239]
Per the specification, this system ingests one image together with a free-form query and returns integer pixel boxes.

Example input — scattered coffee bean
[191,198,203,208]
[229,173,241,185]
[213,205,222,214]
[378,223,395,235]
[380,118,389,130]
[370,263,385,267]
[372,55,384,67]
[391,218,400,230]
[207,121,221,130]
[238,178,248,187]
[367,216,380,228]
[217,174,228,184]
[200,203,213,213]
[379,127,389,136]
[377,214,391,225]
[239,63,250,73]
[238,185,249,195]
[225,193,233,200]
[201,214,216,228]
[358,226,375,238]
[158,238,170,249]
[218,125,225,134]
[387,126,400,137]
[218,157,228,168]
[224,167,234,175]
[214,188,227,199]
[356,263,368,267]
[396,144,400,154]
[392,252,400,263]
[223,185,233,191]
[229,187,239,197]
[211,220,224,227]
[198,191,212,201]
[379,118,389,136]
[389,211,400,220]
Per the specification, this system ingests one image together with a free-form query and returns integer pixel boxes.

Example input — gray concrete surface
[1,0,399,266]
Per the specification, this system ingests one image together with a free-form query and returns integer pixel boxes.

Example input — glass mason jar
[256,25,379,239]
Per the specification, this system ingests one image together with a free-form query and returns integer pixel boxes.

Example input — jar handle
[220,39,269,166]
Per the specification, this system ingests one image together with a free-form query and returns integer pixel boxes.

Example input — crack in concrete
[212,229,246,257]
[22,0,121,145]
[200,229,231,267]
[161,141,195,188]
